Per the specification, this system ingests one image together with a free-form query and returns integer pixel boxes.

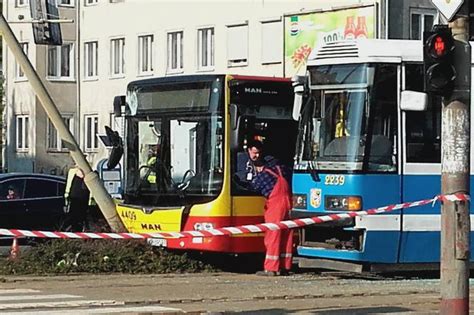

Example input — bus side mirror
[230,104,240,150]
[105,126,124,169]
[400,90,428,111]
[113,95,126,117]
[292,75,306,121]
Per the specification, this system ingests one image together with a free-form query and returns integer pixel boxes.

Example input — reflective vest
[147,157,157,184]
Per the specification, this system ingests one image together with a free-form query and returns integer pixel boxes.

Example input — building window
[16,42,28,79]
[85,0,98,5]
[167,31,183,72]
[197,28,214,70]
[16,0,27,7]
[110,112,124,138]
[47,116,73,151]
[138,35,153,75]
[227,23,248,67]
[59,0,74,6]
[16,115,29,151]
[410,10,436,40]
[84,41,98,78]
[261,20,282,64]
[47,43,74,80]
[110,37,125,76]
[85,115,99,151]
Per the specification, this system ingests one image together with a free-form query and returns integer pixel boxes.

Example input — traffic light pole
[0,14,127,233]
[440,3,471,315]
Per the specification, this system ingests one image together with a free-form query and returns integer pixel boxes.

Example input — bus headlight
[292,194,307,209]
[325,196,362,211]
[194,222,215,231]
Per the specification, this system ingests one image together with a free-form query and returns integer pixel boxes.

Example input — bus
[110,75,297,253]
[290,39,474,272]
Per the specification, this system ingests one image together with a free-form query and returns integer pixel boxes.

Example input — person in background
[64,165,92,231]
[6,186,18,200]
[251,158,293,276]
[146,145,158,184]
[236,139,263,183]
[235,139,277,185]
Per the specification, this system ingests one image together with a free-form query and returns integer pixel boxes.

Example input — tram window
[368,64,397,171]
[405,64,441,163]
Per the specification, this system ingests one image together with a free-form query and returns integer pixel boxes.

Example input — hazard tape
[0,193,469,240]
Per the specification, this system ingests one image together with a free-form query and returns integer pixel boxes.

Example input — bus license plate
[148,238,167,247]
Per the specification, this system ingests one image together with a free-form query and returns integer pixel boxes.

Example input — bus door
[229,79,298,227]
[399,63,443,263]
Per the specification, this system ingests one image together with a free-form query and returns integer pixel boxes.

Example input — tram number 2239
[325,175,345,186]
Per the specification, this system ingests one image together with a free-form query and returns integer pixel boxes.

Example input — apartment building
[2,0,437,174]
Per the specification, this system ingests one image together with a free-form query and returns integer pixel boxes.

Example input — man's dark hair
[247,139,263,151]
[253,158,265,167]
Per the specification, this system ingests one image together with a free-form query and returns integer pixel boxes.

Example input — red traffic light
[433,36,445,56]
[427,32,454,59]
[423,25,457,96]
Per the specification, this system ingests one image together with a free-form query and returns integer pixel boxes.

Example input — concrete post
[440,3,471,314]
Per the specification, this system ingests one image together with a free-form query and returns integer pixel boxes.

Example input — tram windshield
[124,79,224,206]
[297,63,397,172]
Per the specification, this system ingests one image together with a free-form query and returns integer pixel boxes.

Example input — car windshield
[296,63,398,172]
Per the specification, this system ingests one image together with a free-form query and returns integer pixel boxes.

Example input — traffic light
[423,25,456,96]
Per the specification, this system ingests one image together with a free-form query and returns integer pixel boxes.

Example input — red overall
[263,166,293,272]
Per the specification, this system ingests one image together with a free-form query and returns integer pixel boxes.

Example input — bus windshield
[124,79,224,206]
[297,63,397,172]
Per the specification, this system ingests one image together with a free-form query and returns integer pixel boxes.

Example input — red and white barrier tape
[0,193,469,240]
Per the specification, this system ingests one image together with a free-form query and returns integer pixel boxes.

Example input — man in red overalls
[251,159,293,276]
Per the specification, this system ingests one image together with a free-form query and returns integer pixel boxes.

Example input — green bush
[0,239,217,275]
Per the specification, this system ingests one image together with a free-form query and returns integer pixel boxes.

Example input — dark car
[0,173,66,232]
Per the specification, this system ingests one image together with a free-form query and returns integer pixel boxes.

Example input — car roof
[0,173,66,182]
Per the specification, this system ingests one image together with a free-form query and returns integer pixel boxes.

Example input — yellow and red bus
[111,74,297,253]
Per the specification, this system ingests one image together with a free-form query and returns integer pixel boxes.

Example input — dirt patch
[0,239,217,275]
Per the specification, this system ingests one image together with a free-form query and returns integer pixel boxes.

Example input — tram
[290,39,474,272]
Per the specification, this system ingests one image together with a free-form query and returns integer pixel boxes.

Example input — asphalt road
[1,272,473,314]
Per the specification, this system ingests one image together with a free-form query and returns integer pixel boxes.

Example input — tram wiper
[308,160,321,182]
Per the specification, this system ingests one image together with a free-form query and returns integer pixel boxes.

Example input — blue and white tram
[291,39,474,272]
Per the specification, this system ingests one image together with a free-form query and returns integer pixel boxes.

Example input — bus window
[404,63,441,163]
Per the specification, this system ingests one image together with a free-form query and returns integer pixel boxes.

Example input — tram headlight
[325,195,362,211]
[292,194,307,209]
[194,222,215,231]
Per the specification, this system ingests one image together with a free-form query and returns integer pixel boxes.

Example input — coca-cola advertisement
[284,6,375,77]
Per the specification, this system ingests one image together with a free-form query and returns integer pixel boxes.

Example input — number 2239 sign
[324,175,345,186]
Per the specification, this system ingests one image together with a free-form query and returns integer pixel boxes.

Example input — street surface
[2,272,474,314]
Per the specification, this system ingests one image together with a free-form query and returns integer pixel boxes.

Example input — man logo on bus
[245,87,263,94]
[310,188,322,208]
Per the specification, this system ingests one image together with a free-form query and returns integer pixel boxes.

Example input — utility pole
[0,13,126,233]
[440,2,471,314]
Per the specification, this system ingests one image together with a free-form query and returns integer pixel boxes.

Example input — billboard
[284,6,376,77]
